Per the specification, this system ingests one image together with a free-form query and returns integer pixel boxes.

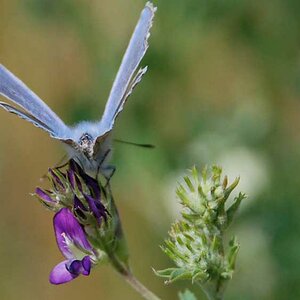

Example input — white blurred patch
[162,171,184,220]
[164,145,269,217]
[164,95,272,217]
[217,147,269,206]
[227,223,278,298]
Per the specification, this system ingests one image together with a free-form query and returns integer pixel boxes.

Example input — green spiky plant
[155,166,246,300]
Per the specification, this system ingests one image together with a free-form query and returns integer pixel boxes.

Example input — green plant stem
[103,185,161,300]
[108,253,161,300]
[198,281,225,300]
[123,271,162,300]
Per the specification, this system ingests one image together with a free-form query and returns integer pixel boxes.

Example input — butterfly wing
[0,64,70,139]
[0,101,56,135]
[97,2,156,136]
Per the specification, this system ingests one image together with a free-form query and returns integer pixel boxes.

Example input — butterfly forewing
[0,64,70,139]
[0,101,55,135]
[97,2,156,136]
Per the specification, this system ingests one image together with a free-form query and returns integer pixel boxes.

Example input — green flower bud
[156,165,246,299]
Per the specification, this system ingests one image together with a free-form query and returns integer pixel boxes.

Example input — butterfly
[0,2,156,178]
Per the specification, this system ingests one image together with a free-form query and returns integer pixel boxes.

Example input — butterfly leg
[102,165,116,187]
[96,149,113,183]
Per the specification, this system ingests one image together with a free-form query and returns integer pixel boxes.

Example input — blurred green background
[0,0,300,299]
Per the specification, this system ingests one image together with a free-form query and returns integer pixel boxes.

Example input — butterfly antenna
[96,149,112,183]
[114,139,155,149]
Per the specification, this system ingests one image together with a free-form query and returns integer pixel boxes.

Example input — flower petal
[67,169,76,189]
[74,195,87,219]
[66,256,91,276]
[69,159,81,176]
[35,188,55,203]
[84,194,107,223]
[74,196,87,211]
[67,260,82,275]
[69,159,100,199]
[49,169,65,190]
[83,175,101,200]
[49,260,78,285]
[82,256,92,275]
[53,208,92,258]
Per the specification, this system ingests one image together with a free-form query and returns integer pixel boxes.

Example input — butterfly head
[78,133,95,158]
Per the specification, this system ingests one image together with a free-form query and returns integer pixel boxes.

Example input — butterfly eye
[79,133,93,144]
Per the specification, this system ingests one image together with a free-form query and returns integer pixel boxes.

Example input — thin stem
[103,184,162,300]
[198,281,225,300]
[108,253,161,300]
[123,271,162,300]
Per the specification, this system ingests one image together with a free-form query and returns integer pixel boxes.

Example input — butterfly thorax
[66,129,112,176]
[78,133,94,159]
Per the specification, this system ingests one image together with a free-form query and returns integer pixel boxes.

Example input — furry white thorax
[64,121,113,177]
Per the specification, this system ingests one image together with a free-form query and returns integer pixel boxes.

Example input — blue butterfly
[0,2,156,177]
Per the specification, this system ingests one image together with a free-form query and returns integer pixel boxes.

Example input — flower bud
[156,165,246,298]
[34,159,129,284]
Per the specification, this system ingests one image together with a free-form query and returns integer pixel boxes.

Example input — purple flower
[69,159,101,199]
[67,169,76,189]
[35,188,55,204]
[83,193,108,224]
[68,159,107,224]
[50,208,96,285]
[49,168,65,191]
[35,160,108,225]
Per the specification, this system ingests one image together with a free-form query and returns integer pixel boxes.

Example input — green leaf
[169,268,192,282]
[191,270,207,283]
[178,289,198,300]
[201,166,208,182]
[226,192,247,227]
[176,185,191,206]
[224,177,240,199]
[191,165,199,183]
[227,237,240,270]
[222,175,228,189]
[184,176,195,192]
[212,165,222,184]
[153,268,178,278]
